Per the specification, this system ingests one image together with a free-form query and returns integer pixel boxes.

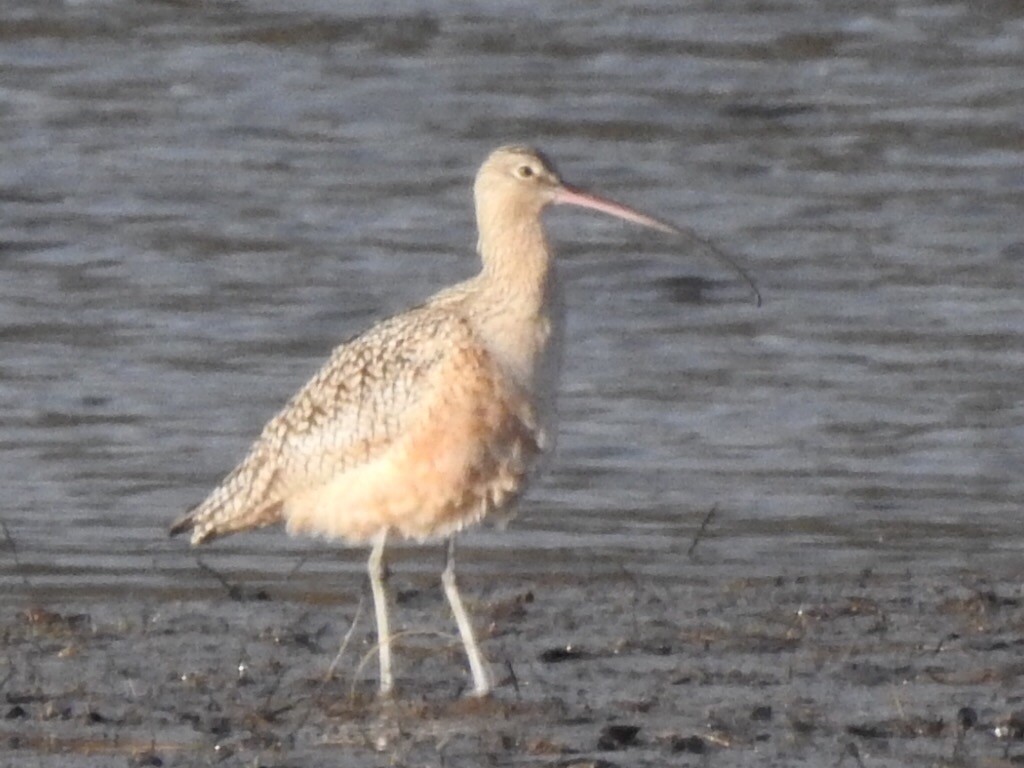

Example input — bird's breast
[474,276,565,453]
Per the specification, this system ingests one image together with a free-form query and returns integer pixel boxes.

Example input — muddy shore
[4,558,1023,768]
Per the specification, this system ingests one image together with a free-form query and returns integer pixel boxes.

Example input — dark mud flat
[3,565,1024,768]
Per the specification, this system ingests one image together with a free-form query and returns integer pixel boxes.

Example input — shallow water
[1,0,1023,603]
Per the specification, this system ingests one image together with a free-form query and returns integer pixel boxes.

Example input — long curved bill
[553,183,762,307]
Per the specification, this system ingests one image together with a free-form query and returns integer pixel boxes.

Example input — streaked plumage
[172,307,546,545]
[170,144,709,697]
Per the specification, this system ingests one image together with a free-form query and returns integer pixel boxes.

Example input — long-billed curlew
[169,145,759,697]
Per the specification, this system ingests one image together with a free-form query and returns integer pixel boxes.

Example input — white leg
[441,537,492,696]
[367,530,393,695]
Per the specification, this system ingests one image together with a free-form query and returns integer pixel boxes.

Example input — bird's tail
[169,459,284,545]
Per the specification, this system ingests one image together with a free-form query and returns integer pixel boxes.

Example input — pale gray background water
[2,0,1022,601]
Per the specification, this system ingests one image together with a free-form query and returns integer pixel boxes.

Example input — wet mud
[3,563,1024,767]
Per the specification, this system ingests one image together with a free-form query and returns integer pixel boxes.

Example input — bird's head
[474,145,565,220]
[471,144,762,304]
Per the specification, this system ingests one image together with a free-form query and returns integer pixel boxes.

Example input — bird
[169,144,759,698]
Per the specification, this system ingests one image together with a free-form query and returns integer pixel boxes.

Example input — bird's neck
[466,210,563,394]
[476,211,553,311]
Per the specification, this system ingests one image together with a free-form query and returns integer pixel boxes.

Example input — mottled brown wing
[170,306,480,544]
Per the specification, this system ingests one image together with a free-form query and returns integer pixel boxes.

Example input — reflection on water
[1,0,1022,602]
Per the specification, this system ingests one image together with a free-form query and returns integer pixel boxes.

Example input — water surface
[1,0,1022,602]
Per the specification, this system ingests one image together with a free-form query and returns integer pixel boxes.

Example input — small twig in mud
[350,629,459,701]
[687,505,718,558]
[0,667,14,695]
[836,741,867,768]
[505,660,521,700]
[437,731,458,768]
[289,596,368,738]
[614,563,644,639]
[194,556,247,601]
[324,595,366,683]
[259,661,294,721]
[889,684,907,720]
[284,554,310,583]
[932,632,959,655]
[953,706,977,764]
[2,521,33,590]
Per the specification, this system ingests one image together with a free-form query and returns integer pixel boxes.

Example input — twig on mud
[932,632,958,655]
[350,629,459,702]
[888,684,907,720]
[288,596,366,738]
[259,658,295,721]
[612,563,645,640]
[836,741,867,768]
[505,660,520,700]
[1,521,33,589]
[194,556,247,601]
[953,706,977,764]
[687,505,718,558]
[324,594,366,683]
[284,554,310,583]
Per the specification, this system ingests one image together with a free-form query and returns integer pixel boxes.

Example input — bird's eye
[515,164,536,179]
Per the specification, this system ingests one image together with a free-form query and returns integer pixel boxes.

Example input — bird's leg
[441,537,492,696]
[367,530,394,696]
